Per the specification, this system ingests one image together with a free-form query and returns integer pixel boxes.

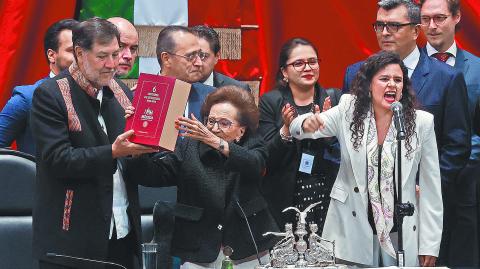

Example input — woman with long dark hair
[290,51,442,267]
[258,38,341,231]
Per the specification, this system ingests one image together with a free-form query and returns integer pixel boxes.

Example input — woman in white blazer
[290,51,442,267]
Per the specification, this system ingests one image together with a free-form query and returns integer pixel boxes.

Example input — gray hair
[377,0,421,24]
[72,17,120,61]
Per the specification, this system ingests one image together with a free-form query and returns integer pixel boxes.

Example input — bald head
[107,17,139,77]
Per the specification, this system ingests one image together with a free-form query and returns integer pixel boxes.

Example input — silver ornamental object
[256,202,347,269]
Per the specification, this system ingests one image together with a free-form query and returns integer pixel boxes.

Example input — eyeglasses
[205,117,235,130]
[373,21,416,33]
[420,15,450,26]
[166,50,207,62]
[285,58,320,72]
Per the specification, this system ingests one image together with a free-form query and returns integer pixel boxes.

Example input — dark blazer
[213,71,252,93]
[126,134,279,263]
[30,72,142,268]
[455,49,480,160]
[0,78,47,154]
[342,49,471,186]
[258,85,341,228]
[187,82,216,121]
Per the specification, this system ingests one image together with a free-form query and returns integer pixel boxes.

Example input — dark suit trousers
[438,159,479,267]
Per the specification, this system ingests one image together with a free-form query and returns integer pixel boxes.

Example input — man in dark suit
[155,25,215,121]
[0,19,78,155]
[31,18,156,269]
[420,0,480,265]
[342,0,470,266]
[191,25,252,92]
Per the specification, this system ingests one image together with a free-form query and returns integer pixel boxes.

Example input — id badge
[299,153,315,174]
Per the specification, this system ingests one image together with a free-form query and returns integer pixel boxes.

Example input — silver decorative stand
[256,203,347,269]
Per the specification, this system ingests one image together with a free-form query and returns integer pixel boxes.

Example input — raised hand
[322,96,331,111]
[302,114,325,133]
[175,114,218,145]
[282,103,296,128]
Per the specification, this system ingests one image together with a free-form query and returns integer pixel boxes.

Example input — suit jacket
[187,82,216,121]
[258,85,341,228]
[213,71,252,93]
[454,49,480,160]
[30,71,142,268]
[0,78,47,154]
[290,94,443,266]
[342,50,471,187]
[125,134,279,263]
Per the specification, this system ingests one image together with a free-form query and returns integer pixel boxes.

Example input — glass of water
[142,242,158,269]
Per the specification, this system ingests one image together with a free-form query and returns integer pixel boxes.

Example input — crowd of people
[0,0,479,268]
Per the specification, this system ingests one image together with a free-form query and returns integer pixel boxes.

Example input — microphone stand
[395,129,414,267]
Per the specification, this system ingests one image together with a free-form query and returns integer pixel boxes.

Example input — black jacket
[258,85,341,228]
[126,133,279,263]
[213,71,252,93]
[31,72,142,268]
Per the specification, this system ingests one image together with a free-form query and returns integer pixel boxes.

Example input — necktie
[433,52,452,62]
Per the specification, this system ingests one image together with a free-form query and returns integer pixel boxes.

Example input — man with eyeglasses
[341,0,470,267]
[420,0,480,266]
[156,25,215,120]
[108,17,139,78]
[191,25,251,92]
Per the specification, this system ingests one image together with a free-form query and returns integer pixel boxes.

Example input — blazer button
[352,211,356,217]
[354,187,359,193]
[217,224,223,230]
[413,225,416,231]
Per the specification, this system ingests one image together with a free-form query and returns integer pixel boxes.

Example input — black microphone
[235,199,263,265]
[390,101,406,140]
[46,252,127,269]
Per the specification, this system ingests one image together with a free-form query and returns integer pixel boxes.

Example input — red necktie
[433,52,452,62]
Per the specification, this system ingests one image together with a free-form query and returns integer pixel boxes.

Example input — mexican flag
[77,0,259,82]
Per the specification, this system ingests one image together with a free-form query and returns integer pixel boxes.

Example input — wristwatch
[218,138,225,151]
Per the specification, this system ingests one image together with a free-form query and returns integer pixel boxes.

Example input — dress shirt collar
[402,46,420,78]
[203,72,214,87]
[426,41,457,58]
[49,71,56,78]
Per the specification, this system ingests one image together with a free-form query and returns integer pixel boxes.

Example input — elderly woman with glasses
[126,86,279,269]
[258,38,342,232]
[290,51,443,267]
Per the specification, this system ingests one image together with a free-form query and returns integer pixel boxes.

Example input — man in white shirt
[31,18,157,269]
[421,0,480,266]
[341,0,470,266]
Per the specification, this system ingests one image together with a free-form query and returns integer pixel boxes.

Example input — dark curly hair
[201,86,259,134]
[350,50,417,157]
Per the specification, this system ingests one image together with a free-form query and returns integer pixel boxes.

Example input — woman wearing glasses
[126,86,278,269]
[290,51,442,266]
[258,38,341,232]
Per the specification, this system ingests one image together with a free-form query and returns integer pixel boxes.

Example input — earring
[368,91,371,98]
[283,77,289,83]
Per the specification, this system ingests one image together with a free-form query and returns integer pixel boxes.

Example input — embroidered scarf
[68,62,131,110]
[366,112,397,258]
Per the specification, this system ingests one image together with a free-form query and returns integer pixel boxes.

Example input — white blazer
[290,94,443,266]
